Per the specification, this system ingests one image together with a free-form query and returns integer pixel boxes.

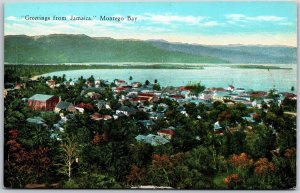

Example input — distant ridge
[147,40,297,64]
[4,34,225,64]
[4,34,296,64]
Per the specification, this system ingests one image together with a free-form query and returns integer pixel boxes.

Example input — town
[4,72,297,189]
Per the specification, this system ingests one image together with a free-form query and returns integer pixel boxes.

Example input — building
[90,113,112,121]
[114,79,128,87]
[157,129,175,140]
[54,101,76,113]
[28,94,59,111]
[135,134,170,146]
[116,106,137,116]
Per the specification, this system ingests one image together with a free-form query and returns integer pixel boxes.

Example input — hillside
[5,34,296,64]
[4,34,225,64]
[148,41,297,64]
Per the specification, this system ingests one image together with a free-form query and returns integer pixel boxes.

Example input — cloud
[6,16,18,21]
[226,14,246,22]
[136,13,205,25]
[226,14,287,23]
[201,21,222,27]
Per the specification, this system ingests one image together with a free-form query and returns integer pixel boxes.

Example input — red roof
[158,129,175,135]
[76,103,94,109]
[209,88,226,92]
[180,86,193,91]
[249,92,267,98]
[90,113,112,120]
[285,93,297,98]
[170,95,184,99]
[131,97,150,101]
[252,113,260,119]
[138,93,155,97]
[117,80,126,83]
[116,86,131,91]
[116,87,126,91]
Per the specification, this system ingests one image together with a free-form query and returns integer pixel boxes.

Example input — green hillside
[4,34,226,64]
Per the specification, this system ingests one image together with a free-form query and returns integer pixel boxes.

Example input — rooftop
[28,94,55,101]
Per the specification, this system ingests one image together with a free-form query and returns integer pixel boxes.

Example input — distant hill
[4,34,225,64]
[4,34,296,64]
[148,41,297,64]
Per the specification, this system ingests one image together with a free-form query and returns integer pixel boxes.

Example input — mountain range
[4,34,297,64]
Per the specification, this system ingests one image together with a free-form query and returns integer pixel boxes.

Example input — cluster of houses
[21,78,297,145]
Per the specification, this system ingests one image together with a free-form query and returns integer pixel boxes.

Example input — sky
[4,2,297,46]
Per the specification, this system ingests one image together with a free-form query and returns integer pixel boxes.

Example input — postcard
[3,1,297,189]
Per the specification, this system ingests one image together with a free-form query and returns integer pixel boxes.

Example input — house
[90,113,112,121]
[75,103,94,113]
[86,80,94,87]
[54,101,76,113]
[235,88,246,93]
[131,82,142,88]
[28,94,60,111]
[199,91,214,100]
[249,91,268,98]
[114,79,128,87]
[114,86,132,93]
[15,83,26,90]
[181,90,191,99]
[85,92,102,100]
[113,112,126,119]
[149,112,165,120]
[285,93,297,100]
[46,80,56,87]
[96,100,111,110]
[26,116,47,126]
[213,91,232,101]
[242,115,255,123]
[161,87,179,96]
[180,110,189,117]
[213,121,223,132]
[252,99,263,109]
[135,134,170,146]
[227,85,235,91]
[208,87,226,92]
[138,120,155,130]
[130,92,158,104]
[157,129,175,140]
[116,106,137,116]
[170,95,185,100]
[95,80,103,86]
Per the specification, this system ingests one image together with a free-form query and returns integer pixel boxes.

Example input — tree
[126,165,146,185]
[145,80,150,86]
[5,129,51,188]
[56,137,79,181]
[153,83,161,91]
[246,125,275,159]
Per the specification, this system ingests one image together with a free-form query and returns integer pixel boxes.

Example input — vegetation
[4,67,296,189]
[4,64,205,79]
[230,65,292,70]
[5,34,226,64]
